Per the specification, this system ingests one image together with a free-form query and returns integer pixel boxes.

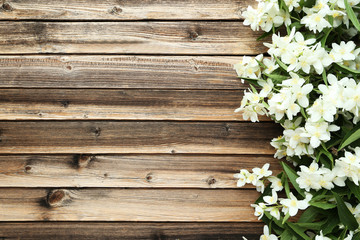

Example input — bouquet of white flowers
[235,0,360,238]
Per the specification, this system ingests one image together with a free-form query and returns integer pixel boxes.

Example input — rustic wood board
[0,89,271,121]
[0,121,280,154]
[0,0,255,20]
[0,154,280,188]
[0,188,259,221]
[0,55,246,89]
[0,21,267,54]
[0,222,263,240]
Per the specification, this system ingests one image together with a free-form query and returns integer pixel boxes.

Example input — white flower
[264,190,278,205]
[280,192,310,216]
[234,169,250,187]
[251,203,266,219]
[259,79,274,98]
[263,58,279,74]
[253,163,272,178]
[242,6,262,31]
[330,41,356,62]
[268,176,284,191]
[301,8,331,33]
[256,180,266,193]
[266,206,281,220]
[307,97,337,122]
[301,121,339,148]
[315,231,331,240]
[297,171,321,191]
[260,225,278,240]
[284,0,301,11]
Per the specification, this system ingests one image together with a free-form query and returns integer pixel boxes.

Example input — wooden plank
[0,121,280,154]
[0,89,270,121]
[0,188,259,221]
[0,222,263,240]
[0,0,255,20]
[0,55,245,89]
[0,21,267,54]
[0,154,280,188]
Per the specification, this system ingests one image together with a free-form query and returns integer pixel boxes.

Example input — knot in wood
[47,189,70,208]
[60,100,70,108]
[77,154,94,168]
[24,165,32,172]
[2,2,13,11]
[189,31,199,40]
[207,177,216,185]
[109,6,122,14]
[145,173,153,182]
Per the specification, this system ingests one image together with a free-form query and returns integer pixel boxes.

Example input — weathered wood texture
[0,56,245,89]
[0,89,271,121]
[0,154,280,187]
[0,0,255,20]
[0,222,263,240]
[0,121,280,154]
[0,188,259,221]
[0,22,267,54]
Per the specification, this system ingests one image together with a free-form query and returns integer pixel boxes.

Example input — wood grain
[0,222,263,240]
[0,154,280,188]
[0,21,267,54]
[0,188,259,221]
[0,0,255,20]
[0,121,281,154]
[0,89,270,121]
[0,55,245,89]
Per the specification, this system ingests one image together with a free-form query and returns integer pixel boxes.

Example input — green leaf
[322,211,340,235]
[257,30,273,41]
[264,73,288,82]
[322,70,328,86]
[335,62,360,75]
[274,56,288,72]
[310,201,336,210]
[237,76,261,87]
[345,0,360,32]
[298,206,319,223]
[282,212,290,225]
[339,123,360,150]
[348,180,360,202]
[333,192,359,231]
[287,223,311,240]
[293,221,325,230]
[281,162,305,198]
[280,229,294,239]
[353,232,360,240]
[249,84,258,93]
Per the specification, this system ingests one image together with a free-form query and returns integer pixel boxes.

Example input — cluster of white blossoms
[297,147,360,191]
[243,0,360,33]
[236,0,360,237]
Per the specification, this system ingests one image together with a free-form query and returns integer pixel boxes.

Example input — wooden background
[0,0,282,239]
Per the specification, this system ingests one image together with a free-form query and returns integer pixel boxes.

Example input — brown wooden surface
[0,0,254,20]
[0,188,259,221]
[0,0,275,237]
[0,154,280,188]
[0,222,263,240]
[0,55,245,89]
[0,22,267,54]
[0,121,280,154]
[0,89,271,121]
